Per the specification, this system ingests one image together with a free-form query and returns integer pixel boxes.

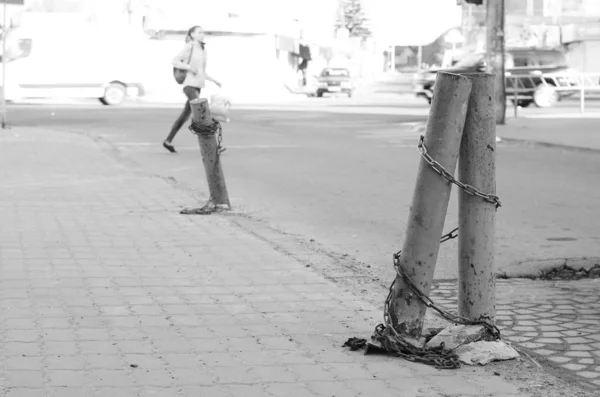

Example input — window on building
[512,55,534,67]
[536,52,568,67]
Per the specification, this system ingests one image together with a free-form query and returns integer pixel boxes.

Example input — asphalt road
[6,98,600,284]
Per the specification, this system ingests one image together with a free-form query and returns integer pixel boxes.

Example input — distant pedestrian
[163,25,221,153]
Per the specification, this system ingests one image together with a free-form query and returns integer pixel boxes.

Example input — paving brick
[5,342,43,356]
[181,386,230,397]
[257,336,299,350]
[563,363,587,371]
[212,366,258,384]
[162,353,200,368]
[548,356,571,363]
[265,383,317,397]
[250,365,297,382]
[115,340,155,354]
[47,370,88,387]
[131,369,174,387]
[190,338,229,353]
[345,379,397,395]
[79,341,120,355]
[89,369,135,387]
[44,342,79,356]
[76,328,112,341]
[171,368,217,385]
[5,318,38,330]
[223,384,272,397]
[202,352,246,367]
[289,364,334,382]
[5,356,45,371]
[43,329,78,342]
[152,338,191,354]
[4,389,47,397]
[306,381,355,396]
[5,370,46,388]
[46,355,87,370]
[93,388,139,397]
[566,351,592,358]
[138,387,182,397]
[123,354,165,370]
[5,329,41,342]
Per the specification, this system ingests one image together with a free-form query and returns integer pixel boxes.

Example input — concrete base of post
[189,98,231,211]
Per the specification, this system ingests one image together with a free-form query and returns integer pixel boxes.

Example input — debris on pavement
[539,263,600,280]
[425,324,488,350]
[455,340,519,365]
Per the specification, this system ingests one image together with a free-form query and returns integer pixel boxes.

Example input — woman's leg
[165,87,201,144]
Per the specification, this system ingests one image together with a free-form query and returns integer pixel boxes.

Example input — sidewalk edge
[499,136,600,153]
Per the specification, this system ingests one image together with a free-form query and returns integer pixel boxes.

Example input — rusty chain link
[418,136,502,209]
[345,136,503,368]
[365,137,502,368]
[366,228,501,369]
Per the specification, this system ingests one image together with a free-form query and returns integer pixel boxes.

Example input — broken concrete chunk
[425,324,486,350]
[455,340,519,365]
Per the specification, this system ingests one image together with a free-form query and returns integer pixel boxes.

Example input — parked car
[315,68,353,97]
[413,48,574,108]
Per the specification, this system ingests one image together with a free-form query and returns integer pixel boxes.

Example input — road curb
[497,257,600,279]
[498,136,600,153]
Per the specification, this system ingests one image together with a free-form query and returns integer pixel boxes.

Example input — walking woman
[163,26,221,153]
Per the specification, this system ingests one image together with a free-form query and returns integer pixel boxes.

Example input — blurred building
[370,0,463,71]
[459,0,600,71]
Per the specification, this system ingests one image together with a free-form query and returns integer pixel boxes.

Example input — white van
[2,23,148,105]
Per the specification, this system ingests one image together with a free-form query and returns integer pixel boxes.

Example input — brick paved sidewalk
[0,128,524,397]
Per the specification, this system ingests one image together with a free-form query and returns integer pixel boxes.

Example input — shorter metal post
[189,98,231,210]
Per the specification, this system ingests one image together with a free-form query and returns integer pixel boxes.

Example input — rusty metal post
[458,73,496,322]
[190,98,231,209]
[389,72,472,338]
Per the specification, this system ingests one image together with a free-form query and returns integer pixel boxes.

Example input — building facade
[459,0,600,71]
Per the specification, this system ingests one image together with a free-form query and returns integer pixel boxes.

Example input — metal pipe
[190,98,231,209]
[458,73,496,323]
[389,72,472,338]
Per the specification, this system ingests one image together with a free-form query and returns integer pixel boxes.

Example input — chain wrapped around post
[180,118,229,215]
[418,135,501,209]
[344,136,502,369]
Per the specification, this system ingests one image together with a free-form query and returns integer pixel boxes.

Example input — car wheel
[347,91,353,98]
[533,84,558,108]
[511,99,532,108]
[100,82,127,106]
[316,91,324,98]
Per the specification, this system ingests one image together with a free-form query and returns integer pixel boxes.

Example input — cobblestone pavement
[431,279,600,389]
[0,129,530,397]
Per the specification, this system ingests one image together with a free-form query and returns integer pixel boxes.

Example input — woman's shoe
[163,141,177,153]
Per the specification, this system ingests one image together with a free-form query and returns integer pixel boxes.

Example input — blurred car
[1,27,147,106]
[413,48,575,108]
[315,68,353,97]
